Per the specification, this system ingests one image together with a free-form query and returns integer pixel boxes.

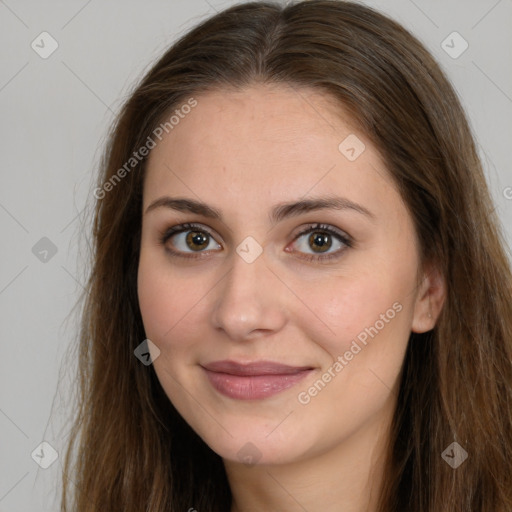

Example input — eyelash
[158,222,353,262]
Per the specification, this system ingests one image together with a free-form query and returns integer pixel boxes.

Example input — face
[137,84,438,467]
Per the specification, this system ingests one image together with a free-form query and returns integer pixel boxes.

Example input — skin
[137,83,445,512]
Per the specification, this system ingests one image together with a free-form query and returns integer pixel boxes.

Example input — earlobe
[411,263,446,333]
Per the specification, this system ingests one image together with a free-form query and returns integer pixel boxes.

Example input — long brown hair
[60,1,512,510]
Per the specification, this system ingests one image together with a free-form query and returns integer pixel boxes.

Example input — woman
[61,1,512,511]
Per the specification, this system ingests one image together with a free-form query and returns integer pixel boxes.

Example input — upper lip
[201,360,314,376]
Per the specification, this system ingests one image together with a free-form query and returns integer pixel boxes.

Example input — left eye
[289,224,351,258]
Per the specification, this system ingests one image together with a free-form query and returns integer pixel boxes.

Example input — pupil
[309,232,331,253]
[186,231,209,251]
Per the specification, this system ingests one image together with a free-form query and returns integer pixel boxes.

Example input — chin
[194,417,316,467]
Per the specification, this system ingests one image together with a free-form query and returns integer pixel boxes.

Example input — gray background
[0,0,511,510]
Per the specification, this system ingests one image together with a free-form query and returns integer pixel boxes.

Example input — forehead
[143,84,396,217]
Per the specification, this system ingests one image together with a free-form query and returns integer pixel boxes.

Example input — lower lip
[202,368,313,400]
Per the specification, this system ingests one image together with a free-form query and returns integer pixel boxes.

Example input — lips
[201,360,314,400]
[202,360,313,375]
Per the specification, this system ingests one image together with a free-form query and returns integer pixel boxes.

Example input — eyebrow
[144,196,375,223]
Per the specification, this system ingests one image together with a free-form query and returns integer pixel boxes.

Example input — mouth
[201,360,315,400]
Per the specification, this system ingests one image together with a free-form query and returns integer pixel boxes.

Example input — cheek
[291,271,414,441]
[138,259,171,339]
[292,269,413,360]
[137,252,192,342]
[137,250,220,371]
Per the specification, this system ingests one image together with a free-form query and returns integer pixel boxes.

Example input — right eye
[160,223,222,258]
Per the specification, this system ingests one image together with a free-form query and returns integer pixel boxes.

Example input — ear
[411,261,446,333]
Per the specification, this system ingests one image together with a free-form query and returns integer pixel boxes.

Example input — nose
[210,250,288,341]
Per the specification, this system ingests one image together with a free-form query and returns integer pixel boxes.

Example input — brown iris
[309,232,332,253]
[186,231,209,251]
